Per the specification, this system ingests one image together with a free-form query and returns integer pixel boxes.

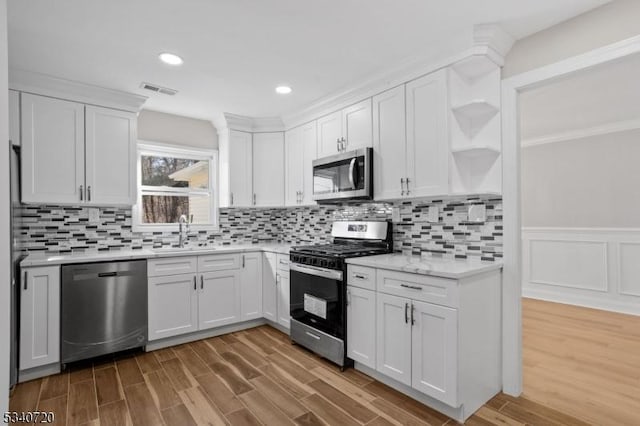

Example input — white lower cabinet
[277,269,290,329]
[411,300,458,406]
[346,285,377,369]
[200,270,241,329]
[262,253,278,322]
[240,252,263,321]
[375,292,412,385]
[148,273,199,341]
[347,264,501,421]
[19,266,60,370]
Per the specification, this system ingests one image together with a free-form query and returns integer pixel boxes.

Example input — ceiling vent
[139,82,178,96]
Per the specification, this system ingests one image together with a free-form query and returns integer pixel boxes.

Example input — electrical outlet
[392,206,400,222]
[88,208,100,223]
[427,206,439,223]
[468,204,486,222]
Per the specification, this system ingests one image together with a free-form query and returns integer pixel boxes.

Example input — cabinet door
[19,266,60,370]
[284,127,304,206]
[342,99,373,152]
[277,270,291,329]
[411,300,458,406]
[21,93,85,204]
[262,253,277,322]
[317,110,343,157]
[199,270,241,329]
[228,130,253,207]
[240,252,263,321]
[347,286,376,369]
[406,70,449,197]
[376,292,411,386]
[301,121,317,205]
[148,273,198,341]
[373,86,406,200]
[85,106,136,205]
[253,132,285,207]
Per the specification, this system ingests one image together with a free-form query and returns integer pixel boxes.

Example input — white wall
[504,0,640,77]
[137,109,218,149]
[521,129,640,228]
[0,0,10,414]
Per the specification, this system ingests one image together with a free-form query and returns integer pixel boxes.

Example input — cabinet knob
[23,270,28,290]
[79,185,84,201]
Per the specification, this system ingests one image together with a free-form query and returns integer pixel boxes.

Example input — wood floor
[11,325,588,426]
[523,298,640,425]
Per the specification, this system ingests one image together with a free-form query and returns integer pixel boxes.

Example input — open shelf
[452,100,498,122]
[451,145,500,159]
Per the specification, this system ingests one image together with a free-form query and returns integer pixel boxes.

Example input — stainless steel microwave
[312,147,373,202]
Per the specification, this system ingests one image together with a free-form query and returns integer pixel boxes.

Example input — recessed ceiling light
[275,86,292,94]
[159,52,184,66]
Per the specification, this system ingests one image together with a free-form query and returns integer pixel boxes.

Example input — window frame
[133,140,219,232]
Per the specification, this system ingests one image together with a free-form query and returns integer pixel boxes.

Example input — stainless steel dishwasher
[61,260,147,364]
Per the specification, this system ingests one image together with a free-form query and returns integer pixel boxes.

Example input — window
[134,142,218,231]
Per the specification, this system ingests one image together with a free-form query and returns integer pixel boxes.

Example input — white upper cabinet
[317,110,343,157]
[85,106,136,205]
[373,85,407,200]
[405,69,449,198]
[342,99,373,153]
[285,121,317,206]
[317,98,373,158]
[284,127,304,206]
[9,90,19,146]
[21,93,85,204]
[19,93,137,206]
[253,132,285,207]
[227,130,253,207]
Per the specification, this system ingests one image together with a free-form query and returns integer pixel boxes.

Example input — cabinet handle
[305,331,321,340]
[342,137,347,151]
[279,259,288,265]
[276,273,280,284]
[346,289,351,306]
[411,303,415,326]
[242,255,245,268]
[193,276,196,290]
[200,275,204,290]
[23,270,27,290]
[230,192,234,206]
[87,185,91,201]
[336,138,340,152]
[253,193,256,205]
[400,283,422,291]
[400,178,405,196]
[79,185,84,201]
[404,302,409,324]
[354,274,366,280]
[299,191,303,203]
[405,178,410,195]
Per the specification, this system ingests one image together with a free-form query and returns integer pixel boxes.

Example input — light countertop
[21,243,293,267]
[346,253,502,279]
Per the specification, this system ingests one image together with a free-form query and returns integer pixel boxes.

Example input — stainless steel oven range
[289,221,391,369]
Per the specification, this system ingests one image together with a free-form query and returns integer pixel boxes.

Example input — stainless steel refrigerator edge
[9,143,21,387]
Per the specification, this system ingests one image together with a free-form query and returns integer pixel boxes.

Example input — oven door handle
[290,263,343,281]
[348,158,357,190]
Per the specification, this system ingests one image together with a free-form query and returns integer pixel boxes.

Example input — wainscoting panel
[522,228,640,316]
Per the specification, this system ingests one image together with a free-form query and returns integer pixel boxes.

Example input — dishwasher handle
[98,272,118,278]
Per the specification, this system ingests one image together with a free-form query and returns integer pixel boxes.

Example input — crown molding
[222,113,284,133]
[9,69,147,112]
[281,24,513,129]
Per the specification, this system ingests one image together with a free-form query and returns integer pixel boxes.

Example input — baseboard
[523,288,640,317]
[19,363,61,383]
[145,318,267,351]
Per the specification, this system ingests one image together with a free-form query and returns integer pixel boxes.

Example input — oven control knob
[328,260,336,269]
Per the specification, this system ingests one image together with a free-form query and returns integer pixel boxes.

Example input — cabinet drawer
[347,265,376,290]
[198,253,241,272]
[148,256,197,277]
[276,254,290,271]
[376,269,458,308]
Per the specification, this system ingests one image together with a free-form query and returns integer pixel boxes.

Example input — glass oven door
[290,263,344,339]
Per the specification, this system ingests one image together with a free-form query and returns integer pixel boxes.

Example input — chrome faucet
[178,214,189,248]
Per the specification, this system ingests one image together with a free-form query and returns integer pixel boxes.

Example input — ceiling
[8,0,609,128]
[520,51,640,143]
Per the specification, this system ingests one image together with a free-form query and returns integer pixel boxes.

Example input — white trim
[521,118,640,147]
[133,140,219,232]
[501,33,640,397]
[222,113,285,133]
[9,68,147,112]
[522,288,640,318]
